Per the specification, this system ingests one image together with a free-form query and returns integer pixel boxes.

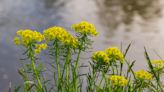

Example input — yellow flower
[71,21,98,36]
[109,75,128,86]
[14,29,45,47]
[92,51,110,64]
[34,49,41,54]
[43,26,62,41]
[35,43,47,50]
[151,60,164,69]
[135,70,152,80]
[104,47,124,63]
[33,43,47,54]
[43,26,78,48]
[13,37,20,45]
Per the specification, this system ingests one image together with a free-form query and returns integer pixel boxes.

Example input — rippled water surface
[0,0,164,91]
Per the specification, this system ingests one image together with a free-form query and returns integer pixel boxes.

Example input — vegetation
[13,21,164,92]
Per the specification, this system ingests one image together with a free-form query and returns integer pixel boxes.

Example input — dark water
[0,0,164,91]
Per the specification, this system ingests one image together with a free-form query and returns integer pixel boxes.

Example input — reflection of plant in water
[13,21,164,92]
[43,0,68,9]
[97,0,161,27]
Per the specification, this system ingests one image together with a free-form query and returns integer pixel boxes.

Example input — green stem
[66,47,71,91]
[105,76,112,92]
[75,49,81,70]
[24,83,27,92]
[29,46,43,91]
[61,61,66,80]
[31,60,42,91]
[73,34,86,92]
[111,66,115,75]
[55,41,61,79]
[92,73,97,92]
[138,80,143,92]
[115,63,119,75]
[120,63,123,75]
[54,41,62,92]
[93,69,98,91]
[97,73,104,90]
[73,49,82,92]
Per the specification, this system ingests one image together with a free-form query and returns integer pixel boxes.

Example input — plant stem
[137,80,144,92]
[29,46,43,92]
[73,49,82,92]
[66,47,71,91]
[97,76,103,91]
[54,41,62,92]
[120,63,123,75]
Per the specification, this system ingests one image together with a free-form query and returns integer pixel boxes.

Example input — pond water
[0,0,164,91]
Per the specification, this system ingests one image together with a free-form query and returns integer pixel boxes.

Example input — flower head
[43,26,78,48]
[104,47,124,63]
[43,26,63,41]
[13,37,20,45]
[92,51,110,64]
[34,43,47,54]
[35,43,47,50]
[109,75,128,86]
[71,21,98,36]
[14,29,44,47]
[151,60,164,69]
[135,70,152,80]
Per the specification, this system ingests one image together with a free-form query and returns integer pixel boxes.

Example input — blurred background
[0,0,164,91]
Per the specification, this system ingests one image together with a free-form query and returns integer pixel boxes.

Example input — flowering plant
[13,21,164,92]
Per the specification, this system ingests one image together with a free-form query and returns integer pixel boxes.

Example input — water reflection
[44,0,66,9]
[44,0,57,8]
[97,0,161,30]
[122,0,161,23]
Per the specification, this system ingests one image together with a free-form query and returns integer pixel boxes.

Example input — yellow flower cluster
[34,43,47,54]
[71,21,98,36]
[135,70,152,80]
[104,47,124,63]
[151,60,164,69]
[43,26,78,48]
[92,51,110,64]
[14,29,44,47]
[14,37,20,45]
[109,75,128,86]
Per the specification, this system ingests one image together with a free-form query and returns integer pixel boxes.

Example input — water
[0,0,164,91]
